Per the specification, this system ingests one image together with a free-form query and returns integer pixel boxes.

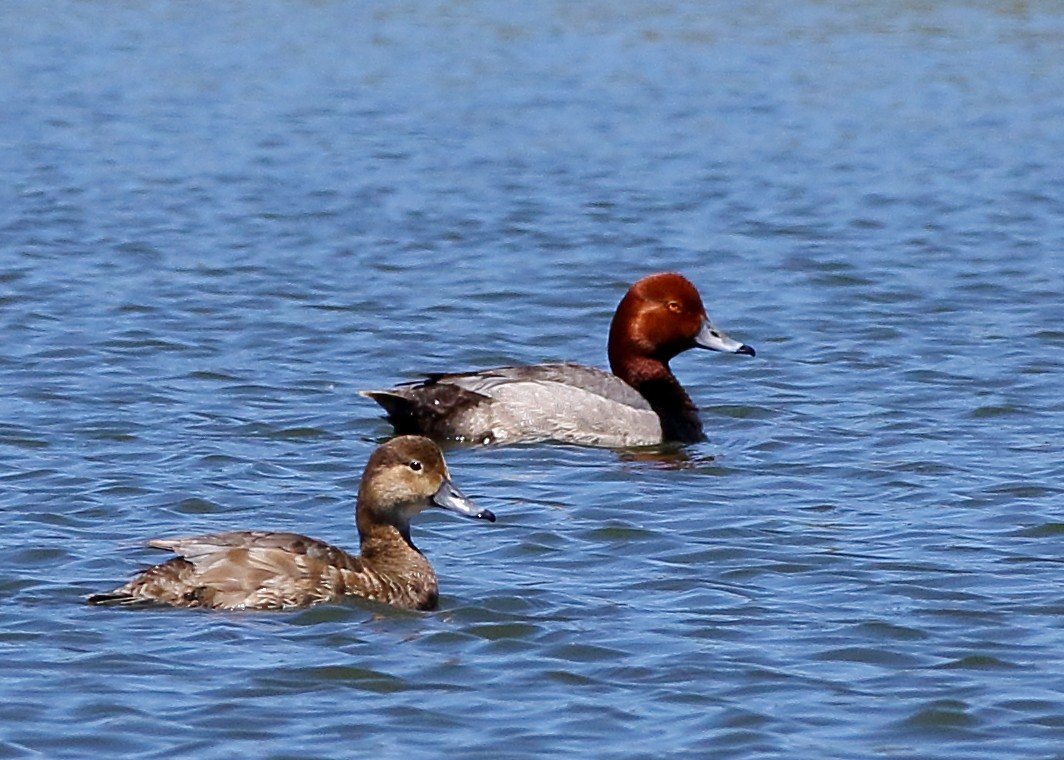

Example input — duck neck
[358,521,428,568]
[611,355,705,443]
[356,521,438,610]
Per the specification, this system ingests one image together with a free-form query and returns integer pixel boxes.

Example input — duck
[87,436,495,611]
[361,272,755,448]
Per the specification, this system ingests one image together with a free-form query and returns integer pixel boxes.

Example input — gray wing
[363,363,662,446]
[444,363,652,411]
[440,364,661,446]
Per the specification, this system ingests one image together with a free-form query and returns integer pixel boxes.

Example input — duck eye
[666,301,682,313]
[408,460,423,472]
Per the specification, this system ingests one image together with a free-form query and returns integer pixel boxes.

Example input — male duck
[362,272,755,448]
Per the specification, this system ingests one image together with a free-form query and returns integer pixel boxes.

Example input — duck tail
[361,382,490,441]
[359,389,406,411]
[86,591,138,606]
[361,390,418,429]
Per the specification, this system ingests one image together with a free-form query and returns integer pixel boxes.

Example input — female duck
[362,273,755,448]
[88,436,495,611]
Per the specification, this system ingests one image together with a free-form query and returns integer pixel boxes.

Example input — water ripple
[3,1,1064,758]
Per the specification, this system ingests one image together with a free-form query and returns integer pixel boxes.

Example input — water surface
[2,1,1063,758]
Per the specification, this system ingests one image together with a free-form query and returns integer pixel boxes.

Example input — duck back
[363,363,662,447]
[88,530,439,611]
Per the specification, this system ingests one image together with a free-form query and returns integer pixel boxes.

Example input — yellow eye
[666,301,682,313]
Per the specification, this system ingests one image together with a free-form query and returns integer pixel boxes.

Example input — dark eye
[408,460,423,472]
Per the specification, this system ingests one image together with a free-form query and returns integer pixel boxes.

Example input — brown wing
[89,532,364,610]
[153,531,364,609]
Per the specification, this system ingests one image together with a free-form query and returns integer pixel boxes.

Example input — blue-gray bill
[432,479,496,522]
[694,317,755,356]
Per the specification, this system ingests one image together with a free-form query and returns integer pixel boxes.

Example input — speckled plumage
[88,436,495,612]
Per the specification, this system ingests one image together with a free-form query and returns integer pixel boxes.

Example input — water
[2,1,1063,757]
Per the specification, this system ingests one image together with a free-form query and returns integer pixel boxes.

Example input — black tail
[361,383,489,441]
[360,390,428,435]
[87,592,137,606]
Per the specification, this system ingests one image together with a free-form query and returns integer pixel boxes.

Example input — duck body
[366,363,662,448]
[88,436,494,612]
[91,531,439,611]
[363,273,755,448]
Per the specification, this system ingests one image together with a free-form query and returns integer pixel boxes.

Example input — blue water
[2,1,1063,758]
